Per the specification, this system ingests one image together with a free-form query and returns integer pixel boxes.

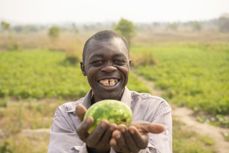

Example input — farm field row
[133,42,229,127]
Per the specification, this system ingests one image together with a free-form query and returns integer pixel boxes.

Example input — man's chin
[104,94,120,100]
[94,88,124,101]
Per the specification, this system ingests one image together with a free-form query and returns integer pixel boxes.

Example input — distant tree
[168,22,179,31]
[48,26,60,39]
[13,26,23,33]
[1,21,10,31]
[191,21,202,32]
[0,21,16,50]
[115,18,135,46]
[72,23,79,33]
[218,14,229,32]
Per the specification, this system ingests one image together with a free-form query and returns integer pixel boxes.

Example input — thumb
[132,122,165,134]
[75,104,87,121]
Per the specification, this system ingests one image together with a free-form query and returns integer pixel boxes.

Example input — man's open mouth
[99,79,119,87]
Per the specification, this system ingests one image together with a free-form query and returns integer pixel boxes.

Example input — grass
[173,119,215,153]
[133,42,229,127]
[0,49,150,100]
[0,99,62,135]
[0,49,89,99]
[0,99,55,153]
[0,132,49,153]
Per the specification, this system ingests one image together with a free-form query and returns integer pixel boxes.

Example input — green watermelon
[84,99,132,133]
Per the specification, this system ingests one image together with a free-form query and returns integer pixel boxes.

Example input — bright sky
[0,0,228,24]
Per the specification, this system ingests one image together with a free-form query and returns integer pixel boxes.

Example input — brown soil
[173,106,229,153]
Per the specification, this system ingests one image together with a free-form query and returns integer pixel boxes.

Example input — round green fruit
[84,99,132,133]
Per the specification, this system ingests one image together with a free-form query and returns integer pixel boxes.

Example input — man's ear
[80,62,86,76]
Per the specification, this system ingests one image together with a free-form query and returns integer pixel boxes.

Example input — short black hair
[82,30,129,63]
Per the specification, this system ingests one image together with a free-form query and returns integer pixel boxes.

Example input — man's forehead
[85,37,128,55]
[88,37,126,47]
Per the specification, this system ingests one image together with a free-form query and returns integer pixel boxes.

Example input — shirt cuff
[71,143,88,153]
[110,148,116,153]
[72,144,115,153]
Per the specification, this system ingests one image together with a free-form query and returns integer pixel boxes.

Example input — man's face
[82,37,130,101]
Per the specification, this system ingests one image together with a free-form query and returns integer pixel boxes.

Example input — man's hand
[75,104,116,153]
[76,104,165,153]
[110,122,165,153]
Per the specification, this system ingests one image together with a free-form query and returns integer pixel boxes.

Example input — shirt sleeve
[48,105,87,153]
[139,99,172,153]
[147,100,172,153]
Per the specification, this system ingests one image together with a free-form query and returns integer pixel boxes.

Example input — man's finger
[110,138,120,152]
[99,123,116,145]
[123,128,139,153]
[110,137,117,146]
[86,120,108,147]
[111,130,125,153]
[75,104,87,121]
[132,122,165,134]
[76,117,93,141]
[128,126,148,149]
[115,125,131,153]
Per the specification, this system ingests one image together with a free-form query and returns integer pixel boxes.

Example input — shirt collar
[82,90,93,109]
[120,87,132,107]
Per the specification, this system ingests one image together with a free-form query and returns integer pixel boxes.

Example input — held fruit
[84,99,132,133]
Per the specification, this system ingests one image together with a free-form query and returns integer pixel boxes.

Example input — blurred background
[0,0,228,152]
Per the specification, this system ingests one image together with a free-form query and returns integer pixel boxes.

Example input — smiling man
[48,30,172,153]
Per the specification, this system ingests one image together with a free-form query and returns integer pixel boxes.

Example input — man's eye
[114,59,126,65]
[91,60,103,66]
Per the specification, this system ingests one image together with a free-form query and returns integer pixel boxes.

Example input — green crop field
[133,42,229,127]
[0,50,89,100]
[0,49,150,101]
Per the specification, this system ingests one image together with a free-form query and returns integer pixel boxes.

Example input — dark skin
[77,37,165,153]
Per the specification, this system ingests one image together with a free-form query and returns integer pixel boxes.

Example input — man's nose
[101,65,117,73]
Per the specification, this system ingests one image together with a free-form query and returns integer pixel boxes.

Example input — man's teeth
[99,79,118,87]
